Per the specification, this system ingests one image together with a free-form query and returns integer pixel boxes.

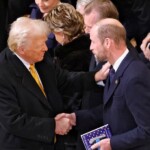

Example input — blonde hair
[44,3,84,42]
[8,17,50,52]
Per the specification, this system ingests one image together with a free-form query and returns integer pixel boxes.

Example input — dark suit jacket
[0,48,96,150]
[76,52,150,150]
[103,52,150,150]
[76,41,138,150]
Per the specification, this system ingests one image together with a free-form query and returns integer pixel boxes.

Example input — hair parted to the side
[44,3,84,42]
[84,0,119,20]
[8,17,50,52]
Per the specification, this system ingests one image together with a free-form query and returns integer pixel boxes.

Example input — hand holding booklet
[81,124,111,150]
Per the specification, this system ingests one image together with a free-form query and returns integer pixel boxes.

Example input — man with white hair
[0,17,109,150]
[0,17,70,150]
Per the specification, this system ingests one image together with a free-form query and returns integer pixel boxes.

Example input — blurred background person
[84,0,119,34]
[83,0,138,71]
[44,3,91,150]
[44,3,91,73]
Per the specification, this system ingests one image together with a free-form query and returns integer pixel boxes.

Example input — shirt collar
[113,48,129,72]
[14,53,30,70]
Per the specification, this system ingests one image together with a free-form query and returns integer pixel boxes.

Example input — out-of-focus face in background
[35,0,59,13]
[84,11,99,34]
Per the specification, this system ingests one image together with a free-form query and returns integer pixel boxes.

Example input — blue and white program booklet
[81,124,112,150]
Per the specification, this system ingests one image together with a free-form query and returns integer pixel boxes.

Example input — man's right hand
[55,115,72,135]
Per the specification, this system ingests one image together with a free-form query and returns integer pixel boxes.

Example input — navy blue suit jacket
[76,52,150,150]
[103,53,150,150]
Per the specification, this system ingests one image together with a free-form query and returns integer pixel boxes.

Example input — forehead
[30,34,47,43]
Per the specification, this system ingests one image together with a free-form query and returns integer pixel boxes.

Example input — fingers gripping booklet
[81,124,112,150]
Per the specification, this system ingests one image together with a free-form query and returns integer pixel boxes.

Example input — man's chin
[38,57,44,62]
[94,55,99,61]
[95,56,106,63]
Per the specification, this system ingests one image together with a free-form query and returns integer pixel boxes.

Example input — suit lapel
[104,73,120,105]
[104,53,134,106]
[36,58,64,113]
[22,72,51,108]
[7,49,52,109]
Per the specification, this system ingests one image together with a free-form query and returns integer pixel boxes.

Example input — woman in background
[45,3,91,72]
[44,3,91,150]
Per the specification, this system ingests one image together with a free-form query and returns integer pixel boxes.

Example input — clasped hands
[54,113,76,135]
[54,62,111,136]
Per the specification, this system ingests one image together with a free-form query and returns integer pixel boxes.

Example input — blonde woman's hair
[44,3,84,42]
[8,17,50,52]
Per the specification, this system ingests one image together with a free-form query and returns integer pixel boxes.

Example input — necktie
[29,64,46,96]
[109,67,115,84]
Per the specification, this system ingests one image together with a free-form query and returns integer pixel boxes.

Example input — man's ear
[18,46,25,54]
[104,38,111,49]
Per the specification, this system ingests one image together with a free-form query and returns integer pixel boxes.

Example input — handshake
[54,113,76,135]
